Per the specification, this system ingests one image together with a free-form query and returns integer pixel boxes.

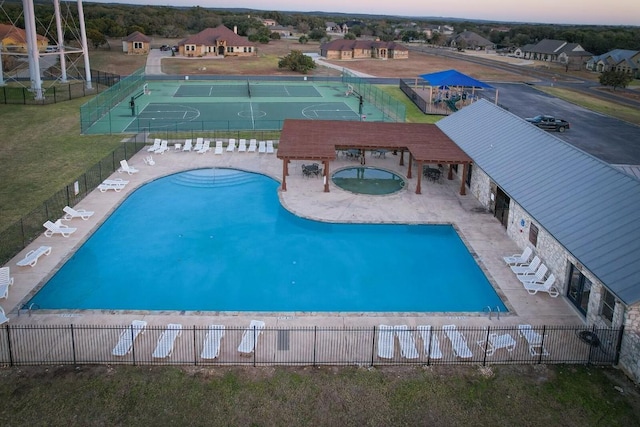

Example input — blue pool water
[29,169,506,312]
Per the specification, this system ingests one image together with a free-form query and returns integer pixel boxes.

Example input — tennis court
[83,79,388,134]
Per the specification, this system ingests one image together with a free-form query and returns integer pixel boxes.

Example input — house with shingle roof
[0,23,48,53]
[177,25,256,58]
[515,39,592,66]
[320,39,408,60]
[122,31,151,55]
[586,49,640,78]
[450,31,495,51]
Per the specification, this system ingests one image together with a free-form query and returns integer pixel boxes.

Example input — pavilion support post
[415,161,422,194]
[448,164,454,180]
[407,153,413,179]
[399,150,405,166]
[284,159,289,176]
[281,159,287,191]
[323,161,330,192]
[459,163,467,195]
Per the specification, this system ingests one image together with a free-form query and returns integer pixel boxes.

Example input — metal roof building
[436,99,640,306]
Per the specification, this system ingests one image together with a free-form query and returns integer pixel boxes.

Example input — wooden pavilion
[277,119,473,195]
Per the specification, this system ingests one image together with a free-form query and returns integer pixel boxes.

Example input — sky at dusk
[94,0,639,26]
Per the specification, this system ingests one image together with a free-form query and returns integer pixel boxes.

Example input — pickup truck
[525,115,570,132]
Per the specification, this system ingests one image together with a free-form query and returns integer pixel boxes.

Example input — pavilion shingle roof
[277,119,472,164]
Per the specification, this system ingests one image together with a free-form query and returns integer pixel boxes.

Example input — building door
[567,264,591,316]
[465,163,473,188]
[494,187,510,228]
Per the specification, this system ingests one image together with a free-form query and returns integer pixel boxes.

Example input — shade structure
[419,69,493,89]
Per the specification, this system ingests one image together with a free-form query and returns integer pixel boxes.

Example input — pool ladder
[484,305,501,320]
[18,303,40,317]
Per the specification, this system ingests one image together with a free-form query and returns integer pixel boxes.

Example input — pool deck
[4,146,584,330]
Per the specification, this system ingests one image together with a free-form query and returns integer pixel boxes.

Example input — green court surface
[84,80,385,134]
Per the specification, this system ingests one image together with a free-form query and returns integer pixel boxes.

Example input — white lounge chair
[152,323,182,358]
[118,159,139,175]
[16,245,52,267]
[503,247,533,266]
[443,325,473,359]
[258,140,266,153]
[98,179,129,192]
[147,138,161,152]
[112,320,147,356]
[523,274,559,297]
[238,139,247,152]
[510,255,541,275]
[43,220,77,238]
[395,325,419,359]
[0,267,14,299]
[0,306,8,325]
[198,140,211,154]
[238,320,265,355]
[518,324,549,356]
[266,140,275,154]
[182,139,193,152]
[517,264,548,284]
[248,139,257,152]
[477,333,516,356]
[63,205,94,221]
[227,138,236,152]
[201,325,225,359]
[214,140,224,155]
[193,137,204,152]
[154,140,170,154]
[377,325,395,359]
[143,155,155,166]
[417,325,442,359]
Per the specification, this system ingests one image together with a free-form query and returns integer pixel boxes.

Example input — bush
[278,49,316,74]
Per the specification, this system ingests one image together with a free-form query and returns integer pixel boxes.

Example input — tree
[298,35,308,44]
[86,28,107,49]
[308,28,327,41]
[278,50,316,74]
[343,32,356,40]
[599,70,634,91]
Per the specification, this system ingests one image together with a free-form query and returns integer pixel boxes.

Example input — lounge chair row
[112,320,265,359]
[503,247,560,297]
[174,138,276,154]
[378,324,550,360]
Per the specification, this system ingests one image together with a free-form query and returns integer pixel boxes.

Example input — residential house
[320,39,408,60]
[0,23,48,53]
[177,25,256,58]
[450,31,495,51]
[259,18,278,27]
[122,31,151,55]
[586,49,640,78]
[437,99,640,384]
[514,39,592,67]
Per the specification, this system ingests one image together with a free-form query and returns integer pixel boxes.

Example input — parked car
[525,115,570,132]
[160,45,171,51]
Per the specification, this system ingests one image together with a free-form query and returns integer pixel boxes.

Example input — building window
[600,289,615,324]
[133,42,143,49]
[529,223,538,246]
[228,46,234,52]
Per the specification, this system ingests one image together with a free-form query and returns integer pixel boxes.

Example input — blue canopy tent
[418,69,493,89]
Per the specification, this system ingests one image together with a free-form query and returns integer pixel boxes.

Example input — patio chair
[238,320,265,355]
[143,155,155,166]
[197,140,211,154]
[417,325,442,359]
[152,323,182,358]
[477,333,516,356]
[238,139,247,152]
[154,140,170,154]
[201,325,225,359]
[523,274,559,297]
[258,140,266,153]
[182,139,193,152]
[0,267,14,299]
[517,324,549,356]
[510,255,541,275]
[503,247,533,266]
[248,139,257,152]
[16,245,52,267]
[395,325,419,359]
[112,320,147,356]
[227,138,236,152]
[266,140,274,154]
[118,159,139,175]
[97,179,128,192]
[517,264,548,284]
[63,206,94,221]
[443,325,473,359]
[43,220,77,238]
[147,138,161,152]
[0,306,8,325]
[193,138,204,152]
[214,140,224,155]
[377,325,395,359]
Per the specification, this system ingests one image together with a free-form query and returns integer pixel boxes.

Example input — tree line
[1,2,638,55]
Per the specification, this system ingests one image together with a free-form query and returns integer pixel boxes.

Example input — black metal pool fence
[0,323,622,367]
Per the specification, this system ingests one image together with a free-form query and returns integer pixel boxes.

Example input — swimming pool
[332,167,405,195]
[28,169,506,313]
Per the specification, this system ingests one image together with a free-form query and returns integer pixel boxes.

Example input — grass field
[0,364,638,426]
